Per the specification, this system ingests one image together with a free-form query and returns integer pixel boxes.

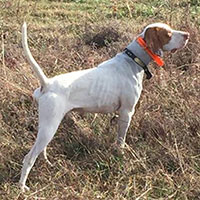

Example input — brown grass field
[0,0,200,199]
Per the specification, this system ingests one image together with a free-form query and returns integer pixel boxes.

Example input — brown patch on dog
[144,27,172,53]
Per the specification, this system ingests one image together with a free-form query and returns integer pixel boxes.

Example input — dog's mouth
[171,42,188,53]
[171,48,177,53]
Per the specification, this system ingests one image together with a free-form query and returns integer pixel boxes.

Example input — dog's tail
[22,22,48,87]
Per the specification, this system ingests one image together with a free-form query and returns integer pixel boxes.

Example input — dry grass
[0,0,200,199]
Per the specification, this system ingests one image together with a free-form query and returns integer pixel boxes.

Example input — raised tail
[22,22,48,87]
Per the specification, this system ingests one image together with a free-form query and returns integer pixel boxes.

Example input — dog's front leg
[116,109,134,148]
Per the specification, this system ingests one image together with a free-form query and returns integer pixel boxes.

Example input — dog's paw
[110,142,125,156]
[19,182,30,193]
[45,158,53,167]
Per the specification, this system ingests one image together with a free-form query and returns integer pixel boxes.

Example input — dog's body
[19,22,189,191]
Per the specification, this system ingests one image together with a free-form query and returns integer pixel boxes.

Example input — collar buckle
[124,48,152,80]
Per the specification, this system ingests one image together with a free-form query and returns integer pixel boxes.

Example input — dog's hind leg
[19,93,70,192]
[43,146,53,166]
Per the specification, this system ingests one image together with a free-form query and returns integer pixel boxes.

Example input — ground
[0,0,200,199]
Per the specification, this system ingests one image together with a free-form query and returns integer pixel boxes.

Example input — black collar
[124,48,152,79]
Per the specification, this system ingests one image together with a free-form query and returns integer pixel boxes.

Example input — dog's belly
[73,102,120,114]
[70,89,121,114]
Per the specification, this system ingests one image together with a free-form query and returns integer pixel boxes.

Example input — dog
[19,22,189,192]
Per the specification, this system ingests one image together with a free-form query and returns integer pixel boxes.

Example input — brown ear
[144,27,162,53]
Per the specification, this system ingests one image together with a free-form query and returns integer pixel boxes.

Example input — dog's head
[140,23,189,54]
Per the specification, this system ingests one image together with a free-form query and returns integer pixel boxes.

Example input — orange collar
[137,37,164,67]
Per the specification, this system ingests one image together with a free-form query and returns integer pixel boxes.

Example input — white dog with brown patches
[19,22,189,192]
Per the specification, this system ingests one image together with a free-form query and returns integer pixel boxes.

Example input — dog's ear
[144,27,172,53]
[144,27,162,53]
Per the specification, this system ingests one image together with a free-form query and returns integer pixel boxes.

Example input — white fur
[19,22,189,192]
[140,22,189,51]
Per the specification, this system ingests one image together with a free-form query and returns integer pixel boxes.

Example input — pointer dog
[19,22,189,191]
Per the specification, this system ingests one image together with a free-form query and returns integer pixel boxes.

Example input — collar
[124,48,152,79]
[137,37,164,67]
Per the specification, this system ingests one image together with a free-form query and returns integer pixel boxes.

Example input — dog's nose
[183,32,190,40]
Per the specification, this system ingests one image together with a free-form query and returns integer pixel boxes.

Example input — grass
[0,0,200,199]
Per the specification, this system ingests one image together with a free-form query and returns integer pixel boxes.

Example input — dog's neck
[126,38,152,66]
